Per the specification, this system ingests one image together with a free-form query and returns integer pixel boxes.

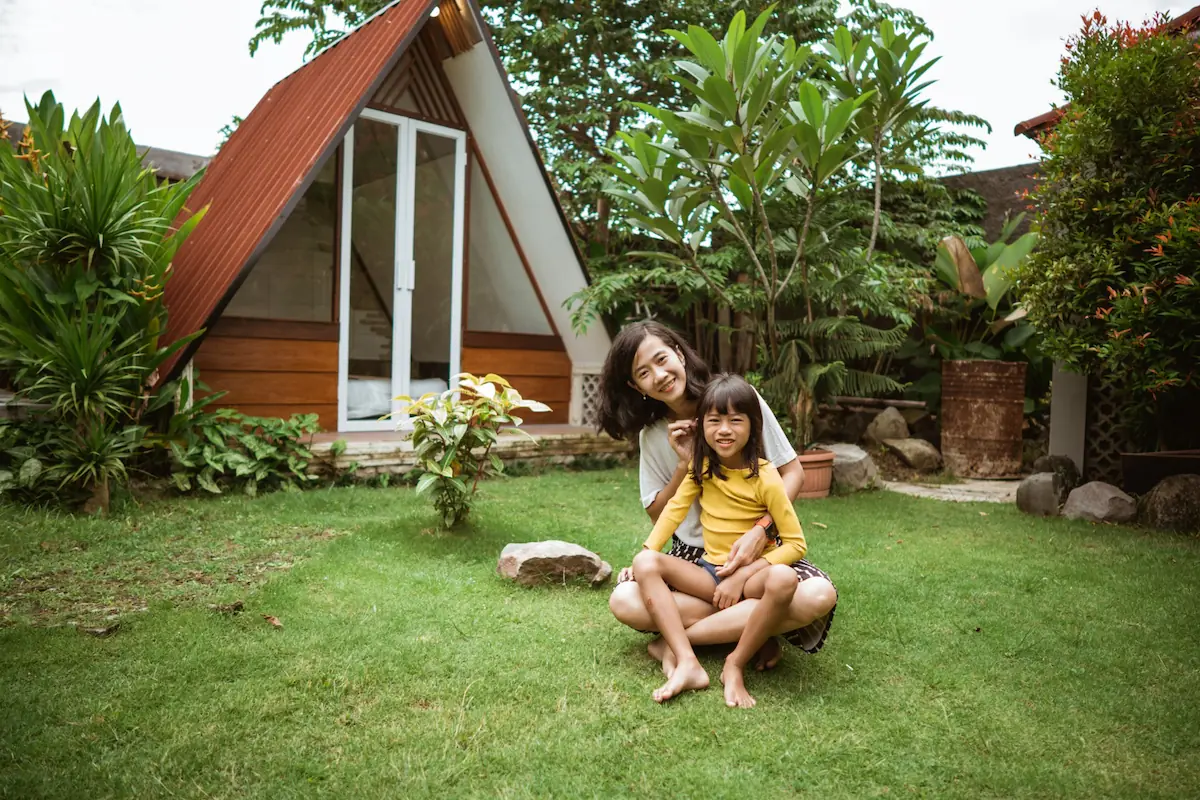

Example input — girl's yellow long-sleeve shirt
[644,460,806,566]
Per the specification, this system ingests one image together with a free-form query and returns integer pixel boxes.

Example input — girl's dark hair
[596,320,711,440]
[692,373,765,485]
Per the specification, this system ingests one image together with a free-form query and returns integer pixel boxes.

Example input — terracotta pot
[797,448,835,499]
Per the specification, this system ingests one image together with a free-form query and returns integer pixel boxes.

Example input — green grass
[3,470,1200,799]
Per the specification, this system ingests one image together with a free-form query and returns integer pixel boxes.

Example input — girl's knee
[631,549,663,575]
[765,564,799,597]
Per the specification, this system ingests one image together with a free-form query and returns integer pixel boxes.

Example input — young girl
[631,373,807,708]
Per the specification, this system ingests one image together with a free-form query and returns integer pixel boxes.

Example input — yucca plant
[0,91,206,512]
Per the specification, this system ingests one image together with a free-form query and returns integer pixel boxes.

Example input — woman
[600,320,837,675]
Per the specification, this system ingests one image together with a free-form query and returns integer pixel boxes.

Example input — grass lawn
[3,469,1199,798]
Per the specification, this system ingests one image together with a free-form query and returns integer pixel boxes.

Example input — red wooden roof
[1015,4,1200,138]
[160,0,435,380]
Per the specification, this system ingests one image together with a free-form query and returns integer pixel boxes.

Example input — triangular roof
[161,0,601,380]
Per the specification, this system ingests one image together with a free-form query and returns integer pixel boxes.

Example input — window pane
[466,160,553,335]
[224,156,337,321]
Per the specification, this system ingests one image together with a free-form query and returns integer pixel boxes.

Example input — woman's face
[629,335,688,405]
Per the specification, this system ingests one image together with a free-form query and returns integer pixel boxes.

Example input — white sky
[0,0,1188,170]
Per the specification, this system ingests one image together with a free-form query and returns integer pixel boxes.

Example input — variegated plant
[397,373,550,528]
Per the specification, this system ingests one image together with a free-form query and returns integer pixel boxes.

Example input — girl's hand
[713,573,748,610]
[667,419,696,464]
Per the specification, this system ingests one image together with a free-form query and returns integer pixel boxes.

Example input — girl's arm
[758,466,807,565]
[643,474,701,552]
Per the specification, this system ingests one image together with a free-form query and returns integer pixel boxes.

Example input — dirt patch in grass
[0,524,346,630]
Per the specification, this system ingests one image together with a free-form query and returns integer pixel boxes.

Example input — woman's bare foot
[652,658,709,703]
[647,638,678,678]
[754,637,782,672]
[721,661,756,708]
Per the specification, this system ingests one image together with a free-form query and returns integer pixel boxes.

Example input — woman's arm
[645,461,690,524]
[715,457,804,576]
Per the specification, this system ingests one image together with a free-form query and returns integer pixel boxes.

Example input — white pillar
[1048,361,1088,473]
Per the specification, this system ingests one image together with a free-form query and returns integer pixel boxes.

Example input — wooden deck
[310,424,634,475]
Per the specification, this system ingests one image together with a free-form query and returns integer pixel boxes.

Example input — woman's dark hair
[596,320,711,440]
[692,373,765,485]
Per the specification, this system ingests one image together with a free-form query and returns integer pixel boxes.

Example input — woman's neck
[665,398,697,421]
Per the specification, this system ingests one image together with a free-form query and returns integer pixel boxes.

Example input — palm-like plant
[0,91,207,511]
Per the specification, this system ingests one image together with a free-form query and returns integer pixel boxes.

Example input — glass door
[337,113,466,431]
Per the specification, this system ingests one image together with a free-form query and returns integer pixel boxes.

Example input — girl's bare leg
[630,550,717,703]
[721,564,801,708]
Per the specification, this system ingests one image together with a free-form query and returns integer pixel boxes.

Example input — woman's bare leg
[721,564,800,708]
[630,550,716,703]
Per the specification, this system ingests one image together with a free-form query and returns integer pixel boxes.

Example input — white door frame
[336,111,467,432]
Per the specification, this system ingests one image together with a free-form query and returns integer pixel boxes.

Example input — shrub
[401,373,550,528]
[1014,12,1200,449]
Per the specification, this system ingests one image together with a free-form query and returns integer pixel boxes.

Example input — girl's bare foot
[652,658,709,703]
[647,638,678,678]
[754,637,782,671]
[721,662,756,708]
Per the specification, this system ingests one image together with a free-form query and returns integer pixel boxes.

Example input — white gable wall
[441,46,610,373]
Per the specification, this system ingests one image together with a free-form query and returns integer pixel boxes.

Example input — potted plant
[925,216,1039,477]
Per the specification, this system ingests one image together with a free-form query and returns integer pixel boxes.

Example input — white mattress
[346,377,449,420]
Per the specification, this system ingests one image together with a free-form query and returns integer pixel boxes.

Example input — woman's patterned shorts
[619,536,837,654]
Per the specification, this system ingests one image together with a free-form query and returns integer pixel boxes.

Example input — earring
[641,394,648,400]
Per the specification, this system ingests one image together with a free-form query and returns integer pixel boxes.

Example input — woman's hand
[714,526,769,577]
[617,566,635,583]
[667,419,696,464]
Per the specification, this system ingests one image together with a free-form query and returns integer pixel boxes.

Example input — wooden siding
[193,320,339,428]
[462,345,570,423]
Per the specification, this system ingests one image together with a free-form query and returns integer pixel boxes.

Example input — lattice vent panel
[579,373,603,429]
[1084,373,1133,485]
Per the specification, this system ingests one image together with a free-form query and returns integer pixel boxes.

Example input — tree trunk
[83,474,109,516]
[594,192,611,256]
[718,303,732,373]
[866,140,883,262]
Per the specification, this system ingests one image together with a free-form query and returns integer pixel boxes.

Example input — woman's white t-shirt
[638,389,798,549]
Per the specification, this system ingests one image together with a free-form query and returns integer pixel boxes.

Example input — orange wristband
[756,515,772,530]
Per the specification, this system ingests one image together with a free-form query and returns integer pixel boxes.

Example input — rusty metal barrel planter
[940,360,1027,478]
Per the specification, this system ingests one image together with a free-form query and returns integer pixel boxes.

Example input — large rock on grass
[819,443,878,492]
[497,541,612,587]
[1062,481,1136,524]
[1032,454,1081,493]
[883,438,942,472]
[864,407,909,446]
[1016,472,1066,517]
[1143,474,1200,533]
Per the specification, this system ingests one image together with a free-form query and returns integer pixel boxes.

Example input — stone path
[881,479,1018,504]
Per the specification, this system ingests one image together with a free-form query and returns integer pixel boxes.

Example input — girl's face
[629,335,688,405]
[703,403,751,468]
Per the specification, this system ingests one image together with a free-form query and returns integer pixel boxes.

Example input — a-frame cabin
[160,0,611,429]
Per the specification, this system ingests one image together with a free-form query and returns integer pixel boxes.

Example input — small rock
[882,438,942,472]
[497,541,612,587]
[1016,472,1065,517]
[864,407,909,446]
[1143,474,1200,533]
[817,443,878,492]
[1032,454,1081,492]
[1062,481,1136,524]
